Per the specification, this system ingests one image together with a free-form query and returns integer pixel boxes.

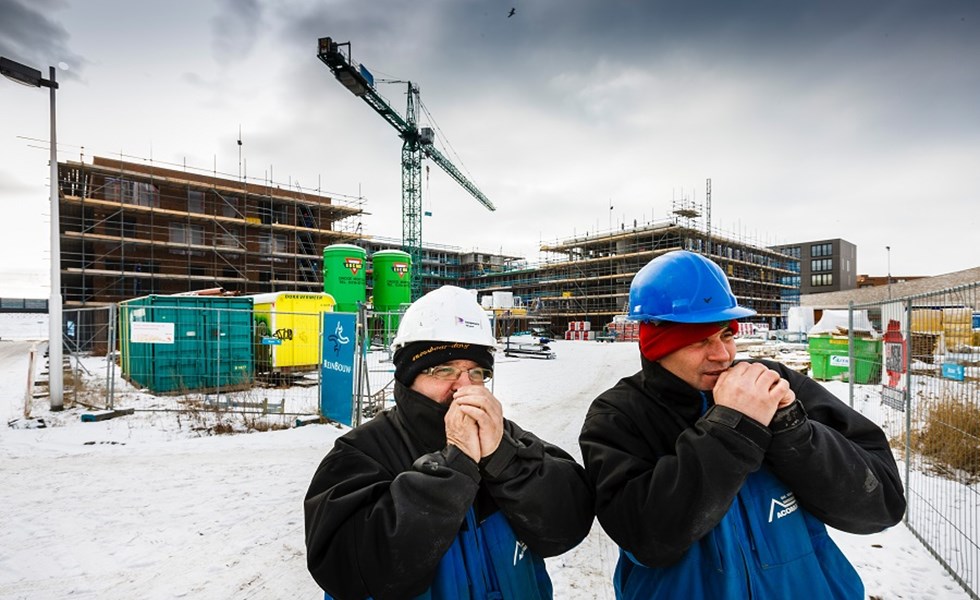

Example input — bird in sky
[508,7,516,17]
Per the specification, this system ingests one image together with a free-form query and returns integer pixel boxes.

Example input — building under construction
[467,217,799,337]
[54,155,799,342]
[58,156,363,307]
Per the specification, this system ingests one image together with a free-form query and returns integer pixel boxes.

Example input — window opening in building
[810,243,832,257]
[188,190,204,214]
[222,196,240,218]
[811,273,833,287]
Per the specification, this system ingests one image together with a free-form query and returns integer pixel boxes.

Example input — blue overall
[614,395,864,599]
[326,508,552,600]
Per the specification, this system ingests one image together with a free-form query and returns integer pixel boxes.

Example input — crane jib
[316,36,495,299]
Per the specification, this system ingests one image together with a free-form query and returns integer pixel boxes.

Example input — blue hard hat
[628,250,757,323]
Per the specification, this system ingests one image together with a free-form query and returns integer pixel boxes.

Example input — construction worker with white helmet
[579,250,906,599]
[305,285,593,599]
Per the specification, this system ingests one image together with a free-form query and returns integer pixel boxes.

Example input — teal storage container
[119,295,254,394]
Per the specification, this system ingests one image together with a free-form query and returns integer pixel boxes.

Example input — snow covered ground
[0,312,971,599]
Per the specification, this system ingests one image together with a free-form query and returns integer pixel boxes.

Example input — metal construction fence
[60,302,406,431]
[56,286,980,595]
[844,282,980,599]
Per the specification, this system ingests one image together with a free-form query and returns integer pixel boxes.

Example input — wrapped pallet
[910,309,943,333]
[909,332,939,363]
[943,307,973,351]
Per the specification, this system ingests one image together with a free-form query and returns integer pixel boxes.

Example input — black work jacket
[579,357,906,568]
[305,381,594,599]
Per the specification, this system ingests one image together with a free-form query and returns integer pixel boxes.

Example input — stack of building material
[942,307,973,352]
[909,308,943,362]
[565,321,594,341]
[911,309,943,332]
[603,320,639,342]
[502,335,556,359]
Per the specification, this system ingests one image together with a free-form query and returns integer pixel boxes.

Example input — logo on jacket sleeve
[768,492,799,523]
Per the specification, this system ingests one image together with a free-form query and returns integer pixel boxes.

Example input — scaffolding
[53,153,801,342]
[58,155,364,308]
[466,217,799,335]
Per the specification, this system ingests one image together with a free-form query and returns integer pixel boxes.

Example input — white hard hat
[391,285,496,351]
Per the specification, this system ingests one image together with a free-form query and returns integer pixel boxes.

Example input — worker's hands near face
[450,385,504,460]
[713,362,793,426]
[445,402,482,463]
[776,383,796,409]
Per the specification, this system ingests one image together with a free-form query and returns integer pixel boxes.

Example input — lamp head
[1,57,43,87]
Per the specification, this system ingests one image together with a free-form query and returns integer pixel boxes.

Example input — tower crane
[316,37,495,299]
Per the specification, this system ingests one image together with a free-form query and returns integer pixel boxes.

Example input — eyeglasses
[421,365,493,382]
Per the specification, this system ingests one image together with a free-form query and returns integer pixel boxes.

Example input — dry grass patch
[910,400,980,482]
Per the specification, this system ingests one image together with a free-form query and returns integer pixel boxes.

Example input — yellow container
[250,292,336,373]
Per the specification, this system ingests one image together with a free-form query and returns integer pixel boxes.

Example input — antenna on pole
[706,178,712,255]
[237,125,243,181]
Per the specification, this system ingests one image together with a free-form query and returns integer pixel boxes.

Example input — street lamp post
[1,57,63,411]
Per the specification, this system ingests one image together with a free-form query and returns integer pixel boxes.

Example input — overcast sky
[2,0,978,297]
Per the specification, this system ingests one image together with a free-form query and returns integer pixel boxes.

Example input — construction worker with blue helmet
[306,285,594,599]
[580,250,906,599]
[627,249,757,324]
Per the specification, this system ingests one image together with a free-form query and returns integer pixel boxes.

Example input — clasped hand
[714,362,796,426]
[444,386,504,463]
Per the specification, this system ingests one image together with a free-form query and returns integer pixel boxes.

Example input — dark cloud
[210,0,265,65]
[280,1,444,83]
[3,0,970,275]
[421,1,978,76]
[0,0,84,78]
[275,1,979,119]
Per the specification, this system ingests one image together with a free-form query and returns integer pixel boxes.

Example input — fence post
[353,304,367,427]
[216,307,222,399]
[23,343,37,418]
[106,304,117,410]
[316,304,323,420]
[902,297,912,524]
[847,301,855,408]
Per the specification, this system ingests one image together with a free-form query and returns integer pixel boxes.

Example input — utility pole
[886,245,892,299]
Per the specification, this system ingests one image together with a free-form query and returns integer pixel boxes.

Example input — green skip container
[808,335,883,384]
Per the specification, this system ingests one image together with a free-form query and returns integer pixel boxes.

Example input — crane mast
[316,37,495,299]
